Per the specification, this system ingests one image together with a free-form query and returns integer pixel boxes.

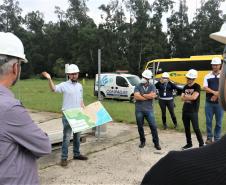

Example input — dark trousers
[182,112,204,145]
[159,99,177,126]
[135,111,159,145]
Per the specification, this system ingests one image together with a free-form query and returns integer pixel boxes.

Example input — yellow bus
[145,55,223,87]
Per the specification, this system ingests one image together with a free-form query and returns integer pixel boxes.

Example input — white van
[94,73,140,102]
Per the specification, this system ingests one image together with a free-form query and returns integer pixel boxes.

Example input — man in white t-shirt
[42,64,88,167]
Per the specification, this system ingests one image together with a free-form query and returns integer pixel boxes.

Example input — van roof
[97,73,137,77]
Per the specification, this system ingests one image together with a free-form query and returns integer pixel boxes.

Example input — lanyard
[163,83,168,92]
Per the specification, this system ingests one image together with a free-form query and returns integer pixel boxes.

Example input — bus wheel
[130,95,135,103]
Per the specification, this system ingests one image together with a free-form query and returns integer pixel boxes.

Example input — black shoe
[199,143,204,147]
[139,142,145,148]
[182,144,193,150]
[163,124,168,130]
[154,144,161,150]
[73,154,88,160]
[61,159,68,166]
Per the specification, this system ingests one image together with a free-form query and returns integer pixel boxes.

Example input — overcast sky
[0,0,225,30]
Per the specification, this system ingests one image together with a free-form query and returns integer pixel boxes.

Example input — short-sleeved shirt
[134,83,156,111]
[182,83,200,113]
[55,80,83,111]
[203,72,220,103]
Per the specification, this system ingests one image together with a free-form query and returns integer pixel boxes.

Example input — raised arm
[42,71,56,92]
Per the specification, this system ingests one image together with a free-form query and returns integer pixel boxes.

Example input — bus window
[191,60,212,70]
[158,61,191,72]
[146,62,160,74]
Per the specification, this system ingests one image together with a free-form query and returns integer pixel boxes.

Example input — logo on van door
[106,89,128,97]
[100,75,113,85]
[96,75,113,86]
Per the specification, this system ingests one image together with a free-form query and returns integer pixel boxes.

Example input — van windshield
[126,76,140,86]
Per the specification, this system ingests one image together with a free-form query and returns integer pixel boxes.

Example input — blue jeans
[135,111,159,145]
[205,101,224,141]
[61,115,80,160]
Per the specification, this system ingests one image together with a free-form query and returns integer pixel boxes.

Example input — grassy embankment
[11,78,226,134]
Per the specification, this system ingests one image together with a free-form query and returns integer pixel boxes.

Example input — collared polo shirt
[55,80,83,110]
[134,83,156,111]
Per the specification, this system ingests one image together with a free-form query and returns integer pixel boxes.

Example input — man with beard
[134,70,161,150]
[42,64,88,167]
[0,32,51,185]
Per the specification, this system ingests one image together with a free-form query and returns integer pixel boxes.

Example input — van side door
[115,76,129,99]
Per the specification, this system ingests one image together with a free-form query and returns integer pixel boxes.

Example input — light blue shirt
[55,80,83,111]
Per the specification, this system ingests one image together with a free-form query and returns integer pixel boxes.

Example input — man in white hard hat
[155,72,178,129]
[42,64,88,167]
[203,57,224,144]
[181,69,204,149]
[134,70,161,150]
[141,22,226,185]
[0,32,51,185]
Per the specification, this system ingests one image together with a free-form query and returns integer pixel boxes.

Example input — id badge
[163,92,166,96]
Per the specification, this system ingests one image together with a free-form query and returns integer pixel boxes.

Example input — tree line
[0,0,225,79]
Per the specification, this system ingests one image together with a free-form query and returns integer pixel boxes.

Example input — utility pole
[97,49,101,140]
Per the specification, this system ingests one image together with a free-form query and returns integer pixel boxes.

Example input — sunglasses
[186,78,195,80]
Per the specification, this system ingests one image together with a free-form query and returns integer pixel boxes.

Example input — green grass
[11,78,226,135]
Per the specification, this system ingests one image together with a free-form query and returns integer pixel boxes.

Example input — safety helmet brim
[210,32,226,45]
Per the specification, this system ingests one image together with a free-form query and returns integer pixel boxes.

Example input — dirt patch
[39,130,199,185]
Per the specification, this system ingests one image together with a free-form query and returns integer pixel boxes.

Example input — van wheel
[130,95,135,103]
[98,92,105,101]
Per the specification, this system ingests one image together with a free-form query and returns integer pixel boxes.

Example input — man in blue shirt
[134,70,161,150]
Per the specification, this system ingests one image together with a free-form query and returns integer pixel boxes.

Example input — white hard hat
[142,70,153,79]
[66,64,79,74]
[211,57,222,65]
[0,32,27,62]
[186,69,198,79]
[209,22,226,44]
[162,72,169,78]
